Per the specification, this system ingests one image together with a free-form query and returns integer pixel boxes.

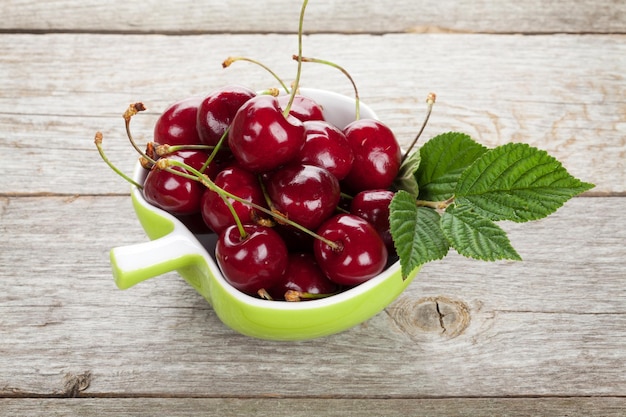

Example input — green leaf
[441,206,521,261]
[455,143,595,222]
[393,150,420,197]
[389,190,449,278]
[416,132,488,201]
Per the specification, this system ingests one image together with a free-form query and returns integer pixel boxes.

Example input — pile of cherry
[141,85,402,301]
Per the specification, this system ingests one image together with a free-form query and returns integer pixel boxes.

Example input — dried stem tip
[156,144,172,156]
[155,158,171,170]
[94,131,103,145]
[145,142,157,160]
[285,290,302,302]
[139,156,152,170]
[257,288,273,300]
[123,102,146,122]
[222,57,235,68]
[266,87,280,97]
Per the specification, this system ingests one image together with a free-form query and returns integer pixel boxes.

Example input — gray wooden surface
[1,0,625,415]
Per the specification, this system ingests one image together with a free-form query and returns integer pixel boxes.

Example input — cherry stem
[120,102,224,183]
[281,0,309,118]
[156,144,214,156]
[222,57,290,94]
[258,176,280,214]
[259,88,281,97]
[284,290,340,302]
[416,195,455,211]
[122,105,205,182]
[94,132,143,189]
[401,92,436,163]
[95,108,203,191]
[123,103,150,159]
[220,192,248,239]
[153,159,201,183]
[123,102,165,171]
[199,126,230,174]
[294,55,361,120]
[162,158,341,250]
[157,159,248,238]
[257,289,273,300]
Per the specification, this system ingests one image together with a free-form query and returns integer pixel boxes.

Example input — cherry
[177,212,213,235]
[274,224,314,253]
[341,119,402,193]
[268,252,339,300]
[277,94,325,122]
[295,120,354,180]
[228,95,305,173]
[265,163,340,231]
[143,164,202,216]
[196,85,256,147]
[215,224,288,296]
[350,189,395,253]
[142,150,210,216]
[313,214,388,286]
[154,96,203,146]
[200,165,266,235]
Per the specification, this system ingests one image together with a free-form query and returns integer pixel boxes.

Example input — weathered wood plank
[1,398,626,417]
[0,33,622,195]
[1,196,624,397]
[1,0,624,34]
[1,0,624,410]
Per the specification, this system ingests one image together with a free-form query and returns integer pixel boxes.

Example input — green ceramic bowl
[109,88,420,341]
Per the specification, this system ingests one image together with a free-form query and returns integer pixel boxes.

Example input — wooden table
[1,1,625,415]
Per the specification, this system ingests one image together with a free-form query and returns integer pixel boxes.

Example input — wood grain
[1,0,625,414]
[0,33,623,195]
[1,196,624,399]
[1,398,626,417]
[1,0,624,34]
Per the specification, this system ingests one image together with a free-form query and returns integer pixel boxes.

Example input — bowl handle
[110,233,203,290]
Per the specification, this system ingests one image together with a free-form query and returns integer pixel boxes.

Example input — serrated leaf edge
[455,142,595,222]
[441,207,522,262]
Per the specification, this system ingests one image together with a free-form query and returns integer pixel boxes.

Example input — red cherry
[274,224,314,253]
[142,150,210,216]
[196,85,256,146]
[268,253,339,300]
[177,212,213,235]
[277,94,325,122]
[154,96,203,146]
[228,95,305,173]
[341,119,402,193]
[200,165,266,235]
[313,214,388,286]
[350,189,395,253]
[143,173,205,222]
[215,224,288,296]
[295,120,354,180]
[265,163,340,231]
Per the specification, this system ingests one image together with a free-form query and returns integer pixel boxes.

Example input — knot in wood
[62,371,92,397]
[390,296,470,338]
